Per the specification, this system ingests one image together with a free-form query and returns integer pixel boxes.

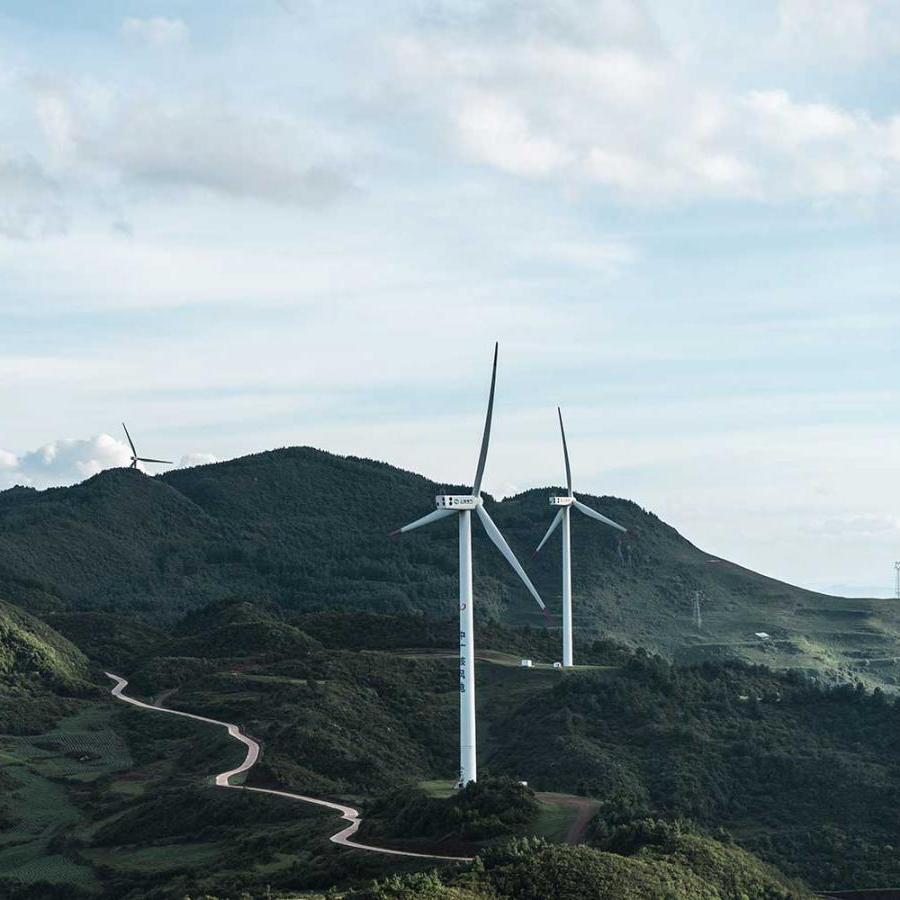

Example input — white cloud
[0,154,66,239]
[0,434,131,489]
[178,452,218,468]
[776,0,900,61]
[121,17,190,48]
[391,11,900,203]
[457,91,573,176]
[0,435,219,490]
[416,0,661,50]
[813,513,900,539]
[103,101,353,205]
[26,84,355,208]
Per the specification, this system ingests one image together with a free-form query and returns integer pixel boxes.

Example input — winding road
[106,672,471,862]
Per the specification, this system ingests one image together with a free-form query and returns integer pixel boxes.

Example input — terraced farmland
[0,703,132,890]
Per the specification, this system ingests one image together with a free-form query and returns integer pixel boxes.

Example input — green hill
[0,598,92,734]
[69,599,897,890]
[357,829,814,899]
[1,447,897,690]
[2,595,899,895]
[0,598,88,683]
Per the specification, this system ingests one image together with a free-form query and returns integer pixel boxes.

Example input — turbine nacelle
[549,496,574,507]
[122,422,173,471]
[436,495,480,510]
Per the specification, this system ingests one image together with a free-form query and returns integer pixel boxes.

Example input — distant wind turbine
[535,408,626,668]
[390,343,544,788]
[122,423,173,471]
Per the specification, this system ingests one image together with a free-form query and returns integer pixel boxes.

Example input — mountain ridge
[1,446,897,690]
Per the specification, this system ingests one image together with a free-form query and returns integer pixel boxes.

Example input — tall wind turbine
[391,343,544,788]
[122,423,173,471]
[535,408,626,668]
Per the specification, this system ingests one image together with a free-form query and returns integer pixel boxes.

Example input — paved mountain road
[106,672,471,862]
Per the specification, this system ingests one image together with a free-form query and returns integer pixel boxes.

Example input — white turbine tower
[535,408,626,668]
[391,343,544,788]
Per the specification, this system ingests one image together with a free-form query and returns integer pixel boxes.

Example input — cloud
[27,84,355,208]
[390,7,900,203]
[0,434,131,489]
[415,0,661,50]
[0,435,222,490]
[813,513,900,539]
[0,154,66,239]
[776,0,900,62]
[121,17,190,48]
[457,92,573,177]
[104,102,354,206]
[177,452,218,468]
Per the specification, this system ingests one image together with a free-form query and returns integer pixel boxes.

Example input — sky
[1,0,899,597]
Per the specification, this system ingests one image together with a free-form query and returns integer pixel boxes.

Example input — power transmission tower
[692,590,703,632]
[895,562,900,600]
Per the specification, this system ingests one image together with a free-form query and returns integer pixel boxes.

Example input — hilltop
[1,446,898,691]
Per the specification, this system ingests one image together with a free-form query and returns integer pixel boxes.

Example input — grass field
[533,793,602,843]
[0,701,136,889]
[0,740,99,888]
[82,841,224,874]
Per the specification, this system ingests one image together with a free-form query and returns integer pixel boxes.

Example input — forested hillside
[2,450,899,894]
[0,598,93,733]
[1,448,898,690]
[3,592,900,896]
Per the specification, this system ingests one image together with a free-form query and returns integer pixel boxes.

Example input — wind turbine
[122,423,173,471]
[390,343,544,788]
[535,408,626,668]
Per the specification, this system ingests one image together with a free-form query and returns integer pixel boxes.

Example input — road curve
[106,673,471,862]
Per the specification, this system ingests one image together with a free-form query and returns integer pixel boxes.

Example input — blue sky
[2,0,899,596]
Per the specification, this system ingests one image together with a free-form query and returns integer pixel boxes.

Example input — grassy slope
[1,447,898,692]
[0,598,89,683]
[0,598,93,735]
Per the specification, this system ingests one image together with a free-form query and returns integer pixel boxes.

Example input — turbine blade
[390,507,454,536]
[122,422,137,457]
[573,498,626,533]
[136,458,173,465]
[558,407,573,497]
[475,504,544,610]
[472,342,498,498]
[535,508,564,555]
